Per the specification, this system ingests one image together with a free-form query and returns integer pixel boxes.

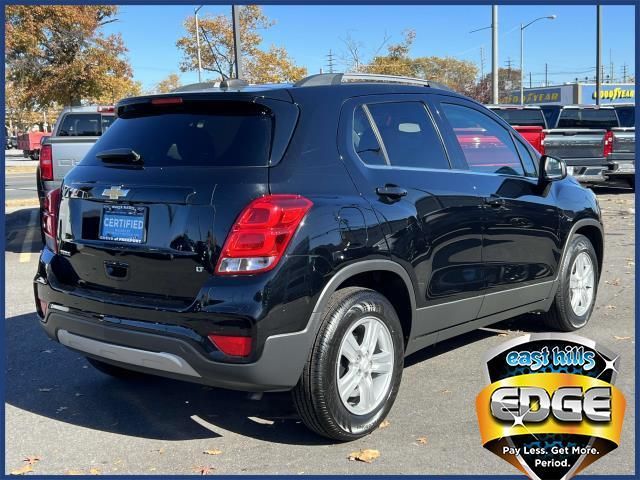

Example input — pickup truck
[486,105,546,154]
[543,105,635,188]
[604,104,635,190]
[37,105,115,209]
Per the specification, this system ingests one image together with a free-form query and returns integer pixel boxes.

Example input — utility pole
[545,63,548,86]
[622,63,628,82]
[194,5,203,83]
[529,71,532,88]
[595,5,602,105]
[609,48,614,83]
[232,5,243,79]
[491,5,499,104]
[327,50,336,74]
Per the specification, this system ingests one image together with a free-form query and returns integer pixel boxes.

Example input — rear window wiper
[96,148,143,164]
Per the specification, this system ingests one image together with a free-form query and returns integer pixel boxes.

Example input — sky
[101,4,636,91]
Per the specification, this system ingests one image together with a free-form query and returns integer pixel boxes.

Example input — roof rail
[172,78,249,93]
[294,72,432,88]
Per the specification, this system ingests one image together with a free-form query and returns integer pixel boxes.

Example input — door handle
[484,195,505,207]
[376,185,408,198]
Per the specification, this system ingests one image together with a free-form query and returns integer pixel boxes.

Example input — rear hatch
[55,93,298,308]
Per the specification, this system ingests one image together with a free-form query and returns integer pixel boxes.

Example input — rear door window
[556,108,619,129]
[439,102,525,176]
[365,101,450,170]
[83,101,273,167]
[352,106,386,166]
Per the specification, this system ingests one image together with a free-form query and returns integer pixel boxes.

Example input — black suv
[35,73,604,441]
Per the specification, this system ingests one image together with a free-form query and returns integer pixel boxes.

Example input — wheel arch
[311,260,416,348]
[563,218,604,280]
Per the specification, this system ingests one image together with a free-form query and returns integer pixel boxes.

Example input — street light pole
[194,5,203,83]
[520,15,556,105]
[232,5,243,79]
[491,5,499,104]
[596,5,602,105]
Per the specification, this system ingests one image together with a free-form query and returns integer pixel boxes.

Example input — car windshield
[491,109,546,128]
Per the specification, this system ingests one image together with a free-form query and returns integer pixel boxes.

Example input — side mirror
[538,155,567,185]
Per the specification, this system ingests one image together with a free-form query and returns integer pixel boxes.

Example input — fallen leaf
[614,336,631,341]
[203,449,222,456]
[22,456,40,465]
[89,468,100,475]
[65,470,84,475]
[151,448,165,454]
[10,465,33,475]
[348,449,380,463]
[416,436,428,445]
[193,466,215,475]
[605,278,621,286]
[441,389,452,394]
[378,420,391,429]
[606,305,617,310]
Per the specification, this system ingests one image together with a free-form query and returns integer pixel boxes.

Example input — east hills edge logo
[476,333,626,480]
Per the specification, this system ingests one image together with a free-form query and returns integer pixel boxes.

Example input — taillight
[42,187,61,253]
[208,334,252,357]
[40,144,53,181]
[216,194,313,275]
[603,131,614,157]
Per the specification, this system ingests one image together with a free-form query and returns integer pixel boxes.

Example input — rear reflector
[42,187,62,253]
[208,334,252,357]
[151,97,183,105]
[216,194,313,275]
[40,144,53,181]
[38,299,48,318]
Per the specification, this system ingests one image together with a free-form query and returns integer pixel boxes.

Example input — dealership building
[502,82,635,105]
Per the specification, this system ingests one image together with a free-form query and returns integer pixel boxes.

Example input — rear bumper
[604,155,635,177]
[39,304,316,392]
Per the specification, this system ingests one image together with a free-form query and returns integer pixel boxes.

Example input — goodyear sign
[581,84,635,103]
[501,87,572,105]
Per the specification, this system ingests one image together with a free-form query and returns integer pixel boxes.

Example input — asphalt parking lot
[4,169,636,475]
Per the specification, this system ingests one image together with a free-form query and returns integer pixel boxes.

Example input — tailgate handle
[104,261,129,280]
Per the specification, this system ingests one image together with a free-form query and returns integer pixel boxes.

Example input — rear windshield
[491,108,546,128]
[615,106,635,128]
[58,113,115,136]
[82,101,273,167]
[556,108,619,129]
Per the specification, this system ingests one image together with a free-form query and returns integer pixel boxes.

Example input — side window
[514,137,538,177]
[352,106,386,165]
[440,103,525,176]
[366,102,449,170]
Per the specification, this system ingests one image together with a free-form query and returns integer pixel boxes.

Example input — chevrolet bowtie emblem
[102,186,130,200]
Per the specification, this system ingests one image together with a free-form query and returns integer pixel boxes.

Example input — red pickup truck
[487,105,547,154]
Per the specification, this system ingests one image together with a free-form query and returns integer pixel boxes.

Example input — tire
[541,234,599,331]
[86,357,145,380]
[292,287,404,441]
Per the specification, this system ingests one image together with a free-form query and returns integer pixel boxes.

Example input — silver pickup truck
[37,105,115,208]
[543,104,635,188]
[604,104,635,190]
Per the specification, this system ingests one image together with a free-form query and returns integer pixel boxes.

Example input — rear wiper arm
[96,148,143,164]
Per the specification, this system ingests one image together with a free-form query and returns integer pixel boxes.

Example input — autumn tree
[362,30,416,77]
[466,67,522,103]
[176,5,306,83]
[154,73,182,93]
[5,5,138,107]
[413,56,477,94]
